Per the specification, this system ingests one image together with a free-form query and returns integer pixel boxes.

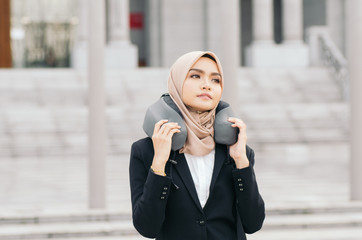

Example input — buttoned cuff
[143,169,173,202]
[232,166,254,193]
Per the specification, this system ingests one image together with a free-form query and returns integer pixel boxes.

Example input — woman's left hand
[228,117,250,169]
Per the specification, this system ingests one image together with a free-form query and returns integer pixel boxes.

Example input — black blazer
[129,137,265,240]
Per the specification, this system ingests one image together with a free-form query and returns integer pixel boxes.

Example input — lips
[197,93,212,99]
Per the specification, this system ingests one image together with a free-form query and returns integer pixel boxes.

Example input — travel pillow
[143,94,238,151]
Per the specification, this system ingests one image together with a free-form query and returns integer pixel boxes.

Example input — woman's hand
[151,120,181,175]
[228,117,250,169]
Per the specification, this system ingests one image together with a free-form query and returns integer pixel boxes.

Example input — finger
[159,122,179,135]
[161,122,181,135]
[231,122,247,131]
[166,128,181,138]
[153,119,168,135]
[228,117,245,124]
[232,123,247,130]
[228,117,239,122]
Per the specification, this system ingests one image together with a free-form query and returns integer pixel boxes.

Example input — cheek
[181,82,193,103]
[214,87,223,101]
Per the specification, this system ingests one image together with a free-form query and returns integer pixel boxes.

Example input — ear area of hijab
[143,94,238,151]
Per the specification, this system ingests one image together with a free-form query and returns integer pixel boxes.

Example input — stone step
[264,212,362,230]
[1,209,362,239]
[2,203,362,225]
[0,68,343,107]
[0,210,131,225]
[248,227,362,240]
[0,221,136,240]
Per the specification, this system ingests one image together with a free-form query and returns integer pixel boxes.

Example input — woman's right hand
[151,120,181,175]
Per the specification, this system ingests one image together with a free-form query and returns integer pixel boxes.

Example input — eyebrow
[189,68,221,77]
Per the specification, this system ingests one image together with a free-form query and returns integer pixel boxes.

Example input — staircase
[0,67,353,239]
[1,204,362,240]
[0,67,348,159]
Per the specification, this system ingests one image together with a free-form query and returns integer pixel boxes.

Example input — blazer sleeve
[231,146,265,234]
[129,141,172,238]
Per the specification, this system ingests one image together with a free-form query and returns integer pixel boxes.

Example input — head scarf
[168,51,224,156]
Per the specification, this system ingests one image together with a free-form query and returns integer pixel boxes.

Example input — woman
[129,51,265,240]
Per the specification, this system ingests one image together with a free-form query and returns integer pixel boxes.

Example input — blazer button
[198,220,206,226]
[238,183,243,187]
[239,188,244,192]
[237,178,242,182]
[163,186,168,190]
[160,196,166,200]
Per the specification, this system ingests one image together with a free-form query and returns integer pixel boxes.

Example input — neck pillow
[143,94,238,151]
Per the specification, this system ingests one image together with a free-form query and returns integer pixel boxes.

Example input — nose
[201,78,211,90]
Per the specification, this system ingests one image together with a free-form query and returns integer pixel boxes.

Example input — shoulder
[132,137,153,149]
[130,137,154,165]
[131,137,154,154]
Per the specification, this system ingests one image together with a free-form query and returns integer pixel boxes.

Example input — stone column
[245,0,279,66]
[71,0,88,68]
[108,0,130,42]
[252,0,274,44]
[88,0,106,209]
[105,0,138,68]
[327,0,346,55]
[282,0,303,44]
[146,0,162,67]
[218,0,240,108]
[347,0,362,201]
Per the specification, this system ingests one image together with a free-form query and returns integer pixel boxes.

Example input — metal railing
[308,26,350,101]
[318,32,349,100]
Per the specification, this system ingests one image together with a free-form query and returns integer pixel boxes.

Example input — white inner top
[184,149,215,208]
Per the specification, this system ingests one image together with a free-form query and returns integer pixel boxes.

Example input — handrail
[318,31,349,100]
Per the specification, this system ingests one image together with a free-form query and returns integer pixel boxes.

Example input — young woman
[129,51,265,240]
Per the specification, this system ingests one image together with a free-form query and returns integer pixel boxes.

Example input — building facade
[9,0,346,68]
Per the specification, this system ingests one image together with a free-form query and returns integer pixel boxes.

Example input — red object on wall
[130,13,143,29]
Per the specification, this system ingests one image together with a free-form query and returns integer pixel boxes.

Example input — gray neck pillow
[143,94,238,151]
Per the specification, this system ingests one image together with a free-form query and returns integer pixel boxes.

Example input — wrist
[234,154,249,169]
[151,160,167,176]
[151,165,166,176]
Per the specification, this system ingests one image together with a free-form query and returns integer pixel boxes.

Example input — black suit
[129,137,265,240]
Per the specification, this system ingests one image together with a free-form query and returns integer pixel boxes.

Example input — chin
[196,105,215,112]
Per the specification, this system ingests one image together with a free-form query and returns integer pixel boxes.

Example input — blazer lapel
[209,144,227,195]
[173,152,203,212]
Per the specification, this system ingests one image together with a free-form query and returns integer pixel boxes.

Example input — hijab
[167,51,224,156]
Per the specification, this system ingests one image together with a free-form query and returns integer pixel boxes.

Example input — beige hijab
[167,51,224,156]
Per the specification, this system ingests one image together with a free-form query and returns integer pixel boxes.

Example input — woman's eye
[190,74,200,79]
[212,78,220,83]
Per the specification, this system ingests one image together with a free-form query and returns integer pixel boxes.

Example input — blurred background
[0,0,361,239]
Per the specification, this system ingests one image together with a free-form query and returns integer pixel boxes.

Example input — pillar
[327,0,346,56]
[245,0,278,66]
[218,0,240,108]
[146,0,162,67]
[71,0,88,68]
[282,0,303,44]
[252,0,274,44]
[347,0,362,201]
[105,0,138,68]
[246,0,309,67]
[280,0,309,66]
[88,0,106,209]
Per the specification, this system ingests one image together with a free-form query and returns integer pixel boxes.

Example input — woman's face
[182,57,222,112]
